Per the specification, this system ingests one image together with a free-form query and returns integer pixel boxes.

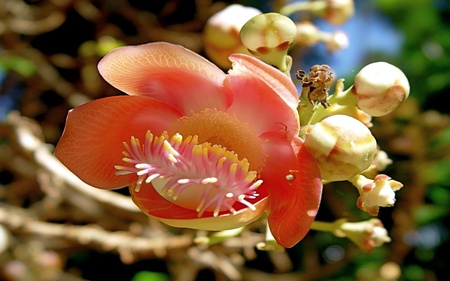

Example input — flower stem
[256,223,285,251]
[327,80,357,105]
[349,174,371,193]
[194,227,244,246]
[311,220,340,232]
[280,0,327,16]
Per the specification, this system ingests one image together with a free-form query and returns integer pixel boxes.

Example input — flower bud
[295,21,319,47]
[352,174,403,216]
[324,0,355,25]
[240,13,297,73]
[334,218,391,253]
[203,4,261,69]
[280,0,354,26]
[364,148,393,177]
[353,62,410,117]
[324,30,349,52]
[304,115,377,181]
[294,22,348,52]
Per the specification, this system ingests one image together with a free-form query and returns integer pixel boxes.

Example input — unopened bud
[280,0,354,26]
[324,30,349,52]
[364,149,393,177]
[240,13,297,73]
[334,218,391,253]
[295,22,348,52]
[352,174,403,216]
[304,115,377,181]
[295,21,319,47]
[203,4,261,69]
[353,62,410,117]
[324,0,355,25]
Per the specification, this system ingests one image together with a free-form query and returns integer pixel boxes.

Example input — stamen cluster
[115,131,263,217]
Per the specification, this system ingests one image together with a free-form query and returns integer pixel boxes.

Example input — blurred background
[0,0,449,280]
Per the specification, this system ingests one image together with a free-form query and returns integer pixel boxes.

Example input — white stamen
[178,179,190,184]
[115,131,262,217]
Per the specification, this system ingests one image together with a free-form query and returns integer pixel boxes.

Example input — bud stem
[299,78,357,130]
[256,223,285,251]
[194,227,245,246]
[349,174,372,192]
[310,220,344,233]
[280,0,327,16]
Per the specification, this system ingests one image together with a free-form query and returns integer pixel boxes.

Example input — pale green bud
[295,21,319,47]
[353,62,410,117]
[334,218,391,253]
[240,13,297,73]
[324,0,355,25]
[280,0,354,25]
[304,115,377,181]
[203,4,261,69]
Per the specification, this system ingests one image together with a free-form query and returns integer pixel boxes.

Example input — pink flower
[55,42,322,248]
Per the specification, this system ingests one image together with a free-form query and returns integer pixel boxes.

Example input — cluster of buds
[299,61,408,216]
[200,0,409,252]
[203,1,352,70]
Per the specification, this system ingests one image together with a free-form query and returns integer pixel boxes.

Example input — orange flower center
[170,108,265,172]
[115,131,263,217]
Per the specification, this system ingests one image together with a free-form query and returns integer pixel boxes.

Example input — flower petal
[224,67,299,136]
[98,42,231,114]
[261,132,322,248]
[55,96,182,189]
[228,53,299,111]
[130,182,268,231]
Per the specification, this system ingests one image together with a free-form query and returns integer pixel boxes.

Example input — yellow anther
[230,163,238,172]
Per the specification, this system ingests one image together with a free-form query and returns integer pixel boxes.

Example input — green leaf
[0,56,36,77]
[413,205,450,225]
[131,271,169,281]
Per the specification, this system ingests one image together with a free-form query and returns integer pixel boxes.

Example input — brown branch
[5,112,140,213]
[0,204,193,263]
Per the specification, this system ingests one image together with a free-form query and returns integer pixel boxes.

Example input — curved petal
[98,42,231,114]
[55,96,182,189]
[224,72,299,136]
[260,132,322,248]
[130,182,268,231]
[228,54,299,111]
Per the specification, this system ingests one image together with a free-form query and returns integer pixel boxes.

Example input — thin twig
[0,204,192,263]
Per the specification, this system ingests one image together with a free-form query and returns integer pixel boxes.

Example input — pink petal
[98,42,231,114]
[228,54,299,111]
[130,182,268,231]
[55,96,182,189]
[261,132,322,248]
[224,73,299,136]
